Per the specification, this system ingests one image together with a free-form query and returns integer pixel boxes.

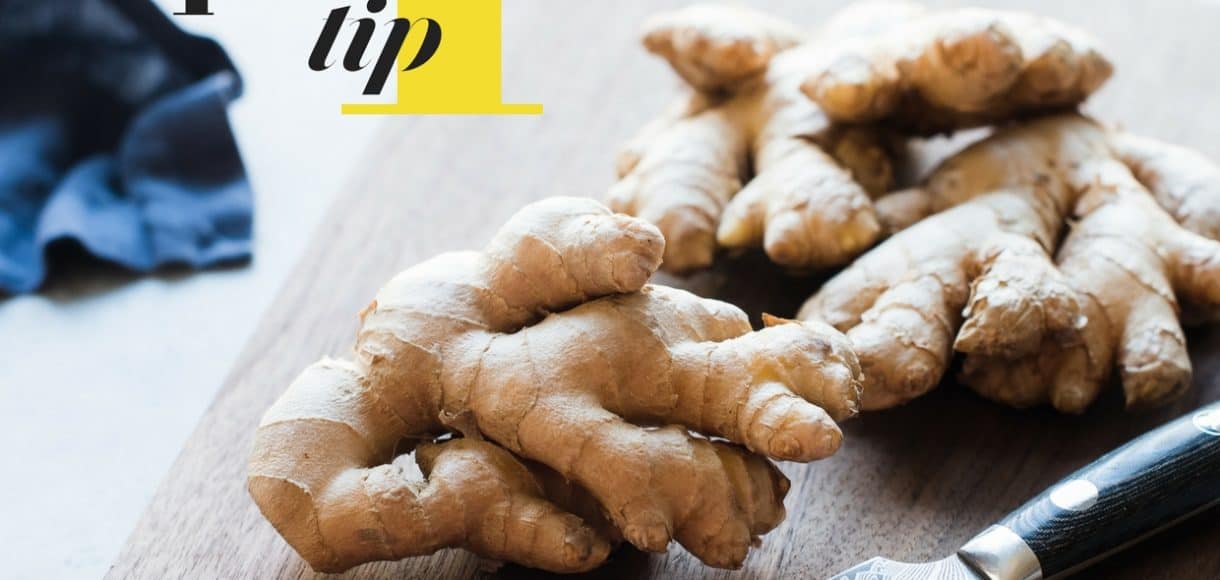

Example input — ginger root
[799,115,1220,413]
[806,4,1110,134]
[609,2,1109,272]
[248,198,863,573]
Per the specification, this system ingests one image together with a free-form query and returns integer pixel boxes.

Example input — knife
[831,400,1220,580]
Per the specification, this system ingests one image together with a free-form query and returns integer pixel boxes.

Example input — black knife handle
[998,401,1220,577]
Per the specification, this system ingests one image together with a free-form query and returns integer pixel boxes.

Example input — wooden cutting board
[108,1,1220,578]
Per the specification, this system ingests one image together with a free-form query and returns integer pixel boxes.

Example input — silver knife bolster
[956,525,1043,580]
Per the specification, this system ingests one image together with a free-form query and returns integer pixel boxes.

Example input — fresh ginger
[799,115,1220,413]
[609,1,1109,272]
[248,198,863,573]
[805,5,1111,134]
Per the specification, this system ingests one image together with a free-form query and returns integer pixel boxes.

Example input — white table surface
[0,3,382,577]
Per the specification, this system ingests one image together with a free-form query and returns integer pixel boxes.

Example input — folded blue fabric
[0,0,251,294]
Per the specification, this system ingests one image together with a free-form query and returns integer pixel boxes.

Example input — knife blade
[831,401,1220,579]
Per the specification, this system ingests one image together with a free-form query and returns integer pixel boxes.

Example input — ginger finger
[248,362,613,573]
[607,103,749,272]
[800,186,1072,409]
[954,231,1084,357]
[615,91,713,178]
[412,441,615,572]
[642,3,802,93]
[1110,132,1220,240]
[1170,228,1220,314]
[806,5,1110,133]
[716,130,881,268]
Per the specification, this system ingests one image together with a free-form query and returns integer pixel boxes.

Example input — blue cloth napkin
[0,0,251,294]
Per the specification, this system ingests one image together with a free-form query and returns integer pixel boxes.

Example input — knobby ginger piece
[249,197,863,573]
[807,5,1111,133]
[610,1,1110,272]
[800,115,1220,413]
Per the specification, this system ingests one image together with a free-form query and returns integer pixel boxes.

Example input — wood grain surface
[109,1,1220,578]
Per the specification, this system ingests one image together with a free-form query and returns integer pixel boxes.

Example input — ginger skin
[806,5,1111,134]
[610,2,1109,273]
[249,198,863,573]
[799,115,1220,413]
